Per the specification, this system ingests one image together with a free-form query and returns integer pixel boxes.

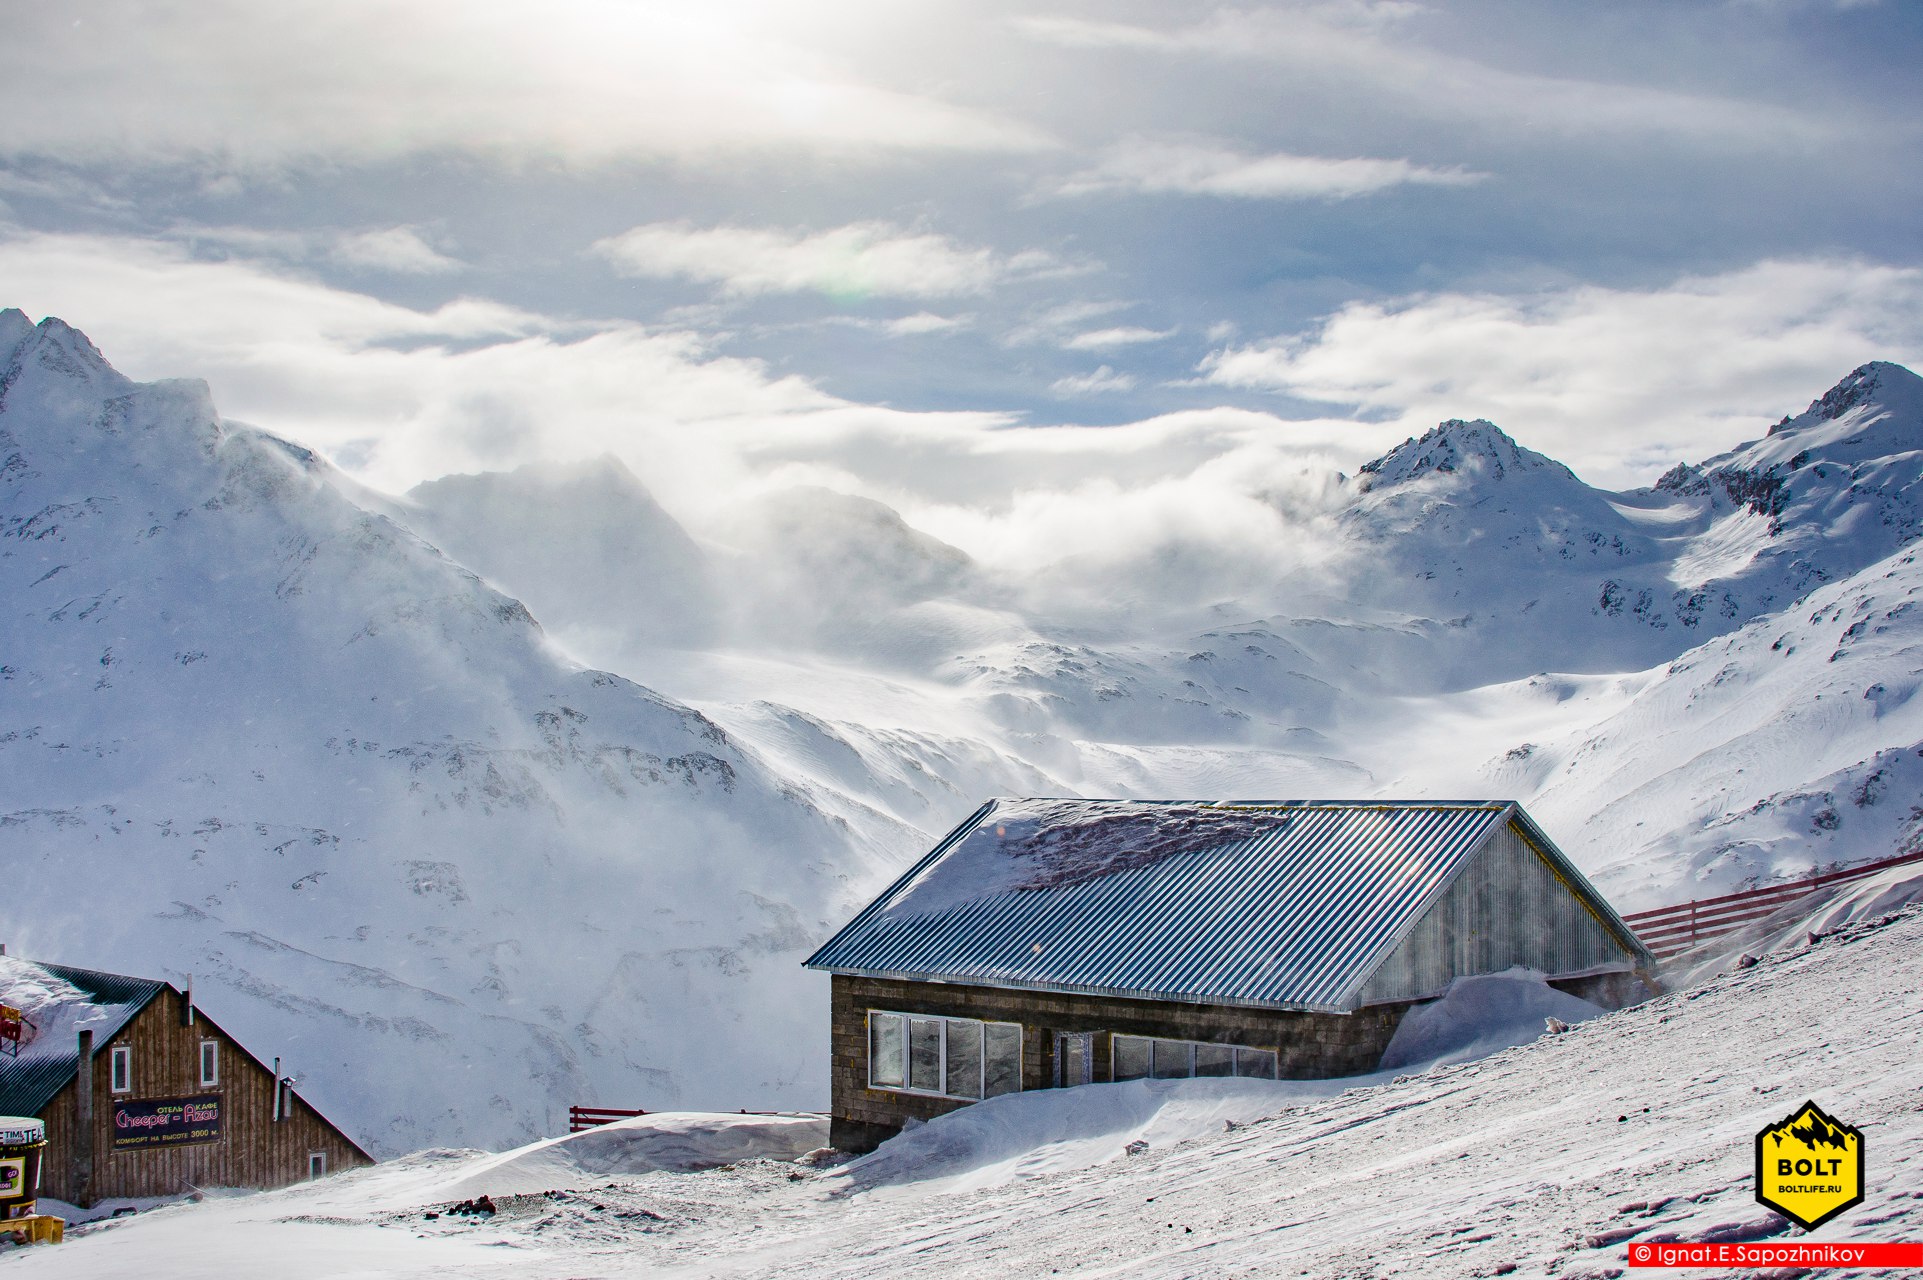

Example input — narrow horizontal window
[1112,1034,1276,1083]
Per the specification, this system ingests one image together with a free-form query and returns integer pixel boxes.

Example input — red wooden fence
[1622,848,1923,959]
[569,1105,648,1133]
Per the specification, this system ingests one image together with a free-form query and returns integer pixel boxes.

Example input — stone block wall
[828,975,1409,1152]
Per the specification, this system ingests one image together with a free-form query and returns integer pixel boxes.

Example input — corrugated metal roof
[807,798,1610,1012]
[0,961,166,1117]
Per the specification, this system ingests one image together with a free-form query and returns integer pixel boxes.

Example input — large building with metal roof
[805,798,1656,1151]
[0,956,372,1206]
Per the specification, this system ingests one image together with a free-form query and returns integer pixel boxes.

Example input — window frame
[199,1038,219,1087]
[307,1152,327,1180]
[109,1045,132,1094]
[865,1009,1022,1102]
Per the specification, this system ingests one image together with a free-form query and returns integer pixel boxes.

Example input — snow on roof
[0,958,166,1117]
[808,799,1577,1012]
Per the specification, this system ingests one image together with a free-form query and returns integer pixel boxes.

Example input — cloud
[0,0,1052,169]
[1003,300,1137,348]
[1051,365,1138,396]
[164,223,465,276]
[592,222,1069,300]
[0,229,928,495]
[0,226,1389,629]
[1064,326,1178,351]
[1056,138,1483,200]
[332,227,464,276]
[1016,10,1833,148]
[883,312,971,336]
[1198,258,1923,486]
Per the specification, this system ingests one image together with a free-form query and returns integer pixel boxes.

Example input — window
[1112,1035,1277,1082]
[199,1040,219,1087]
[867,1011,1021,1101]
[109,1045,132,1093]
[1055,1032,1093,1087]
[307,1152,327,1180]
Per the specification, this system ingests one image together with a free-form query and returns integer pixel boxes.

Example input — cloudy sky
[4,0,1921,530]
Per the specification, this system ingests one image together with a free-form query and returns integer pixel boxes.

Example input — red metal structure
[567,1106,648,1133]
[1622,849,1923,959]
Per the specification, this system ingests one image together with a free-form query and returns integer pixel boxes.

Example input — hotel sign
[112,1094,223,1150]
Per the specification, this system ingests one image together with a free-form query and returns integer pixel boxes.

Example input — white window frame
[109,1045,132,1094]
[307,1152,327,1180]
[865,1010,1022,1102]
[199,1039,219,1087]
[1111,1034,1277,1082]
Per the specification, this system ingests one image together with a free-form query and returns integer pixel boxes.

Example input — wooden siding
[1355,820,1638,1007]
[38,987,371,1205]
[830,974,1407,1152]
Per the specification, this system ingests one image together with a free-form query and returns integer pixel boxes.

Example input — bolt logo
[1755,1100,1864,1230]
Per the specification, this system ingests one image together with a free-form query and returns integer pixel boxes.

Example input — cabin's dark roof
[0,960,166,1117]
[806,798,1644,1012]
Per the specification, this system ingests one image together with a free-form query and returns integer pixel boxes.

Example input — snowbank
[1378,967,1607,1071]
[834,969,1614,1200]
[420,1112,830,1201]
[831,1076,1353,1198]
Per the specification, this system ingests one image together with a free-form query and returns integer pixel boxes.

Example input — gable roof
[805,798,1647,1013]
[0,959,167,1117]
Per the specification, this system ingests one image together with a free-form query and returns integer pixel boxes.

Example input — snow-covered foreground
[21,901,1923,1279]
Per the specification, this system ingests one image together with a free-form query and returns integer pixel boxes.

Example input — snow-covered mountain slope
[0,310,902,1154]
[403,458,721,650]
[8,305,1923,1153]
[338,351,1923,895]
[1511,541,1923,908]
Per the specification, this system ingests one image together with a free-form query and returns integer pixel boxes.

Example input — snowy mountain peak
[1800,361,1922,427]
[0,307,33,360]
[26,314,118,380]
[1355,418,1570,492]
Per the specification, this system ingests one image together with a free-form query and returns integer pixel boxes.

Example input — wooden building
[806,799,1656,1152]
[0,958,372,1206]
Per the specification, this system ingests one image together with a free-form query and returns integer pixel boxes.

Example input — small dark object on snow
[446,1196,496,1217]
[1618,1115,1627,1122]
[1545,1017,1570,1034]
[423,1212,439,1220]
[1125,1139,1149,1156]
[1735,954,1759,969]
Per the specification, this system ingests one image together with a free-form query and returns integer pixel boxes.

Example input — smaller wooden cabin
[0,957,372,1206]
[806,799,1656,1152]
